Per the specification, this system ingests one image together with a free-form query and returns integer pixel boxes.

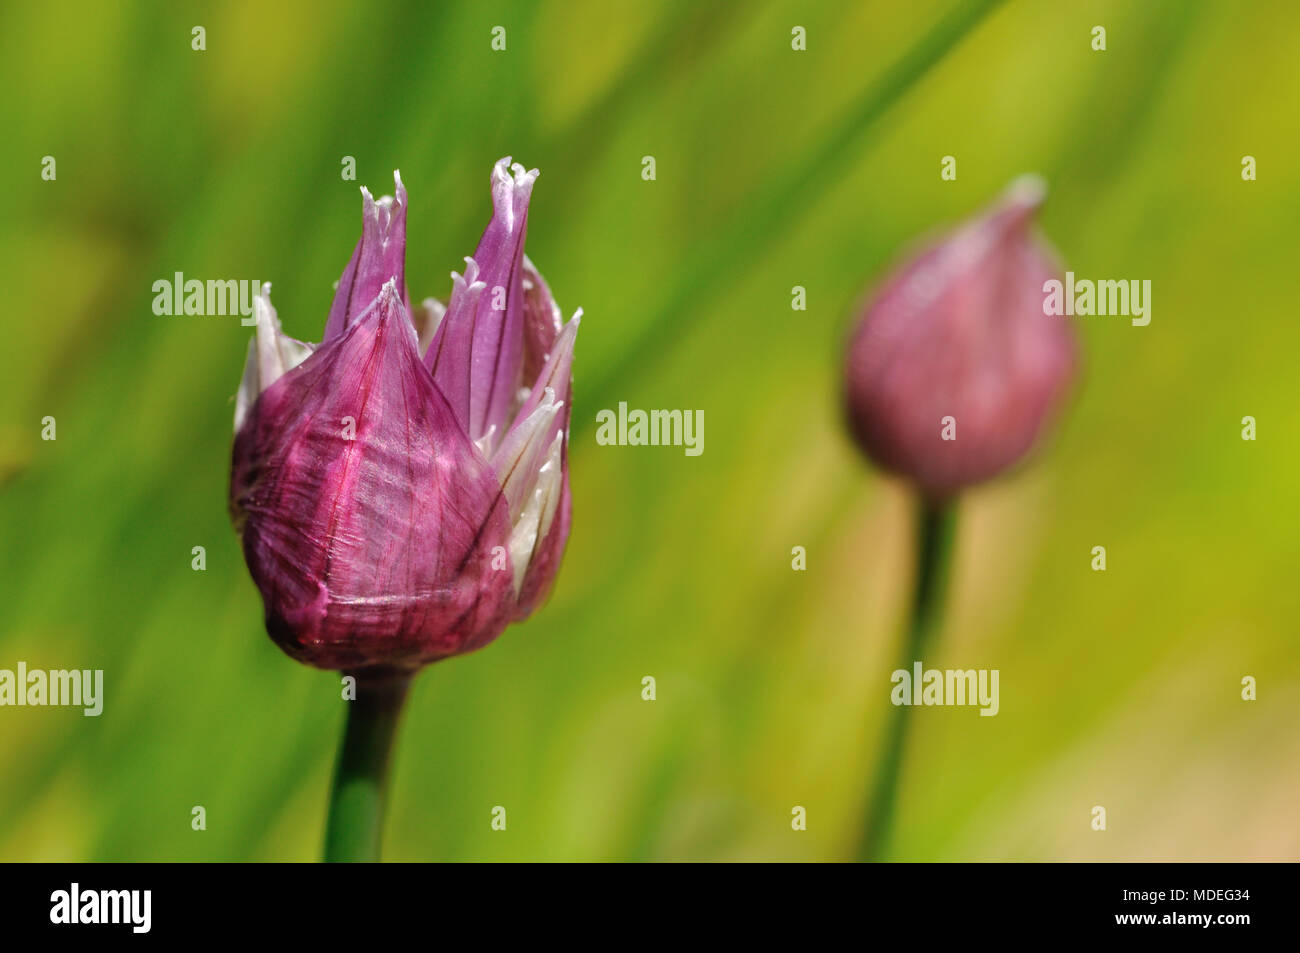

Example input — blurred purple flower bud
[843,176,1076,499]
[231,160,580,671]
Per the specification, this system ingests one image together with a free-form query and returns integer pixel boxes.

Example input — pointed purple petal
[521,255,564,384]
[424,158,537,450]
[323,171,409,342]
[424,257,486,441]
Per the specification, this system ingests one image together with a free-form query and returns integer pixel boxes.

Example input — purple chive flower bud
[843,176,1076,499]
[230,159,580,672]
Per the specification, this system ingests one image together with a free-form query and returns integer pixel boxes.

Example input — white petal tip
[1005,174,1047,208]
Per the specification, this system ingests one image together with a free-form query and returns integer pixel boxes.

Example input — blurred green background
[2,0,1298,862]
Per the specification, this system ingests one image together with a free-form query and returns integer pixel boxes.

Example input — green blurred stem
[859,497,958,862]
[323,669,412,863]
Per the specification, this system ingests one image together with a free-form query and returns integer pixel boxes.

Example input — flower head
[231,159,579,671]
[843,176,1076,499]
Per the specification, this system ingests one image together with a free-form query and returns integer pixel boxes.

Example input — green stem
[323,669,412,863]
[858,497,958,862]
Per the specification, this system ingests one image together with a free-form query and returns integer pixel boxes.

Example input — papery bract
[231,160,580,671]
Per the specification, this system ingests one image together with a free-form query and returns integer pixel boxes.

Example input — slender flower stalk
[230,159,580,861]
[857,500,956,861]
[323,670,412,863]
[843,178,1075,860]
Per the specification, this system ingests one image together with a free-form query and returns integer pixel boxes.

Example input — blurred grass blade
[584,0,1007,420]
